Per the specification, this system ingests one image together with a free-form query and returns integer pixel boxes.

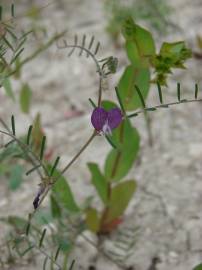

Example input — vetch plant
[117,17,192,145]
[0,3,65,191]
[0,13,202,269]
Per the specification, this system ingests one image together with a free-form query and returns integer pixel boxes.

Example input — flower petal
[33,194,40,209]
[107,108,122,129]
[91,107,108,131]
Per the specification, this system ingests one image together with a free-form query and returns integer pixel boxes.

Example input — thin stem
[60,130,96,175]
[128,98,202,118]
[100,122,125,230]
[37,246,62,270]
[110,121,124,179]
[6,31,66,78]
[15,234,62,270]
[63,253,69,270]
[32,131,97,212]
[0,117,10,131]
[1,102,96,214]
[59,43,103,77]
[0,129,46,178]
[97,77,103,107]
[58,42,105,107]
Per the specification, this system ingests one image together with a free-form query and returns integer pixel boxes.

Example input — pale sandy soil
[0,0,202,269]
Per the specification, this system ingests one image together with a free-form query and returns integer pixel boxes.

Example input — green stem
[100,121,125,230]
[128,98,202,118]
[110,121,125,179]
[0,128,45,178]
[60,131,96,175]
[6,31,66,78]
[63,253,69,270]
[33,131,97,212]
[58,42,105,107]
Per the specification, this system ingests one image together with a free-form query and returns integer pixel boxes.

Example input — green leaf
[31,113,44,153]
[193,264,202,270]
[101,100,119,111]
[122,17,155,67]
[50,195,61,218]
[85,208,100,233]
[105,180,136,223]
[117,65,150,111]
[9,164,24,190]
[159,41,191,63]
[2,77,15,101]
[20,83,32,113]
[104,118,140,182]
[50,167,80,213]
[152,41,192,85]
[39,229,47,247]
[87,162,108,204]
[101,100,140,182]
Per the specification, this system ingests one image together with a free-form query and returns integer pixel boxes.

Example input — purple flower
[91,107,122,134]
[33,194,40,210]
[33,184,45,209]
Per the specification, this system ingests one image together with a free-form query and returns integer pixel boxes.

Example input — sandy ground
[0,0,202,269]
